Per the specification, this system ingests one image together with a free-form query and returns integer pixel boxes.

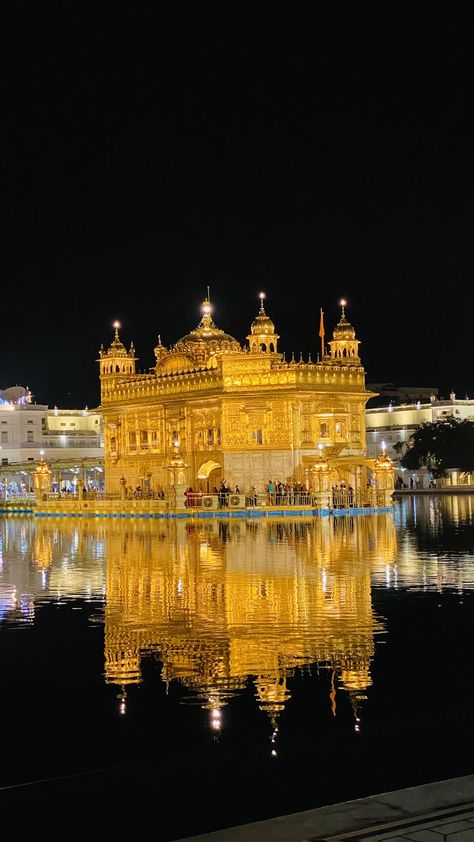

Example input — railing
[36,489,389,509]
[185,492,314,508]
[45,490,166,501]
[41,438,102,449]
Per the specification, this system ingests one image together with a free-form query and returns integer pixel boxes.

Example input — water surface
[1,496,474,837]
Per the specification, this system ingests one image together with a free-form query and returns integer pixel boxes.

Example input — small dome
[251,296,276,335]
[251,311,275,335]
[333,313,356,341]
[106,325,128,357]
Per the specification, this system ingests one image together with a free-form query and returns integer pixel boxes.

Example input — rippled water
[1,496,474,836]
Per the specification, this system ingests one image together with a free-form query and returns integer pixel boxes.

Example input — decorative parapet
[101,361,367,406]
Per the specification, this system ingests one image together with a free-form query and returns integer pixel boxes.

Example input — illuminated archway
[196,460,222,493]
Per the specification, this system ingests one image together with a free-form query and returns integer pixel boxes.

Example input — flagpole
[319,308,325,361]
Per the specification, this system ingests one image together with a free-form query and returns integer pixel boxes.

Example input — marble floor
[176,775,474,842]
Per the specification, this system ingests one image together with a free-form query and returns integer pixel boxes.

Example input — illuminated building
[366,394,474,481]
[0,385,103,494]
[99,298,392,502]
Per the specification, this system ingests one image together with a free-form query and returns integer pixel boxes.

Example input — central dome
[175,299,241,360]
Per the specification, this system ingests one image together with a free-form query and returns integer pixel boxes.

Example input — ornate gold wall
[98,299,381,496]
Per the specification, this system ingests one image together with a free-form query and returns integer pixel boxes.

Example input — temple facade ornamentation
[98,298,393,503]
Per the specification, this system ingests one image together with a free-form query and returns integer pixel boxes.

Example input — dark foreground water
[1,496,474,837]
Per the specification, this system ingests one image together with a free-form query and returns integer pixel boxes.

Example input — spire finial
[112,320,121,340]
[340,298,347,318]
[207,285,211,303]
[259,291,266,313]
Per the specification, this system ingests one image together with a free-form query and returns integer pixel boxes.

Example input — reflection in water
[2,500,474,832]
[2,501,473,735]
[0,518,105,624]
[382,496,474,593]
[0,514,396,733]
[103,516,397,734]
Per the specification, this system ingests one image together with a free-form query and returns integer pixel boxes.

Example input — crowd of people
[331,482,355,507]
[264,480,311,505]
[182,477,369,508]
[184,479,241,507]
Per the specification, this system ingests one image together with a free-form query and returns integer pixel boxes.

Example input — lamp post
[312,442,330,509]
[167,438,188,510]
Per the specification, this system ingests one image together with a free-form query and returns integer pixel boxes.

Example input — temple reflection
[102,515,397,726]
[5,503,474,730]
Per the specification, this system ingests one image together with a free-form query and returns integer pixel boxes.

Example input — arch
[196,460,221,480]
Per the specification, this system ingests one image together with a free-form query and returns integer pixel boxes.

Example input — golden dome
[333,313,356,340]
[101,323,135,359]
[251,294,276,335]
[333,302,356,340]
[107,324,128,357]
[175,299,241,359]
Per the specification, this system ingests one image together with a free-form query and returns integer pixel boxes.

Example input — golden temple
[98,296,394,504]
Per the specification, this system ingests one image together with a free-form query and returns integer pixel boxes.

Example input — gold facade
[98,299,391,499]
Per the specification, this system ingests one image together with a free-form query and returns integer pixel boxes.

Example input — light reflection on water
[2,497,474,836]
[0,515,395,717]
[1,499,473,721]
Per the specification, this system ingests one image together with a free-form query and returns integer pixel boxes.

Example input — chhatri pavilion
[98,295,393,504]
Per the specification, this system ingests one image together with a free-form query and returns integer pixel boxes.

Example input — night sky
[2,15,473,408]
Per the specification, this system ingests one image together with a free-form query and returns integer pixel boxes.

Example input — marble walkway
[176,775,474,842]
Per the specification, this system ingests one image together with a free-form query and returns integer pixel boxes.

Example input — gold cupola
[175,297,241,364]
[98,322,137,376]
[98,322,137,403]
[247,293,280,354]
[328,300,361,365]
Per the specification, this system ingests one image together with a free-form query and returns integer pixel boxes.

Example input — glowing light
[202,301,211,315]
[259,291,265,301]
[113,320,121,329]
[210,708,222,731]
[340,298,347,307]
[381,441,386,452]
[271,749,277,757]
[40,449,45,456]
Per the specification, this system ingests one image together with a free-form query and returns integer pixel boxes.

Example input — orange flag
[319,308,325,338]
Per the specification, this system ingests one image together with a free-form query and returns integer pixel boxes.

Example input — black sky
[2,12,474,407]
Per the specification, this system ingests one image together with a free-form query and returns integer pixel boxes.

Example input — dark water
[1,496,474,836]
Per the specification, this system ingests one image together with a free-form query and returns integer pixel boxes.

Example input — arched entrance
[196,460,222,493]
